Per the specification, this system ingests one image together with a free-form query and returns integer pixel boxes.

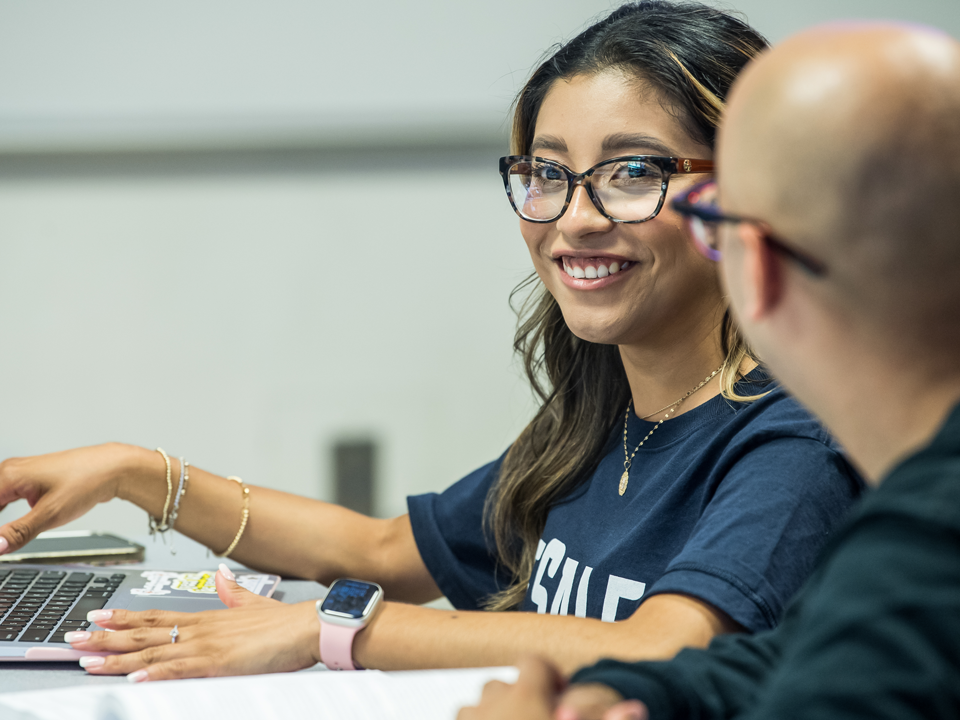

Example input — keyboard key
[65,573,94,584]
[17,628,52,643]
[64,596,109,622]
[0,628,21,641]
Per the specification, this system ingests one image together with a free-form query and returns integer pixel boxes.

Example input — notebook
[0,563,279,661]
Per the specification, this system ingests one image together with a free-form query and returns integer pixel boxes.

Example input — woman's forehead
[532,71,710,161]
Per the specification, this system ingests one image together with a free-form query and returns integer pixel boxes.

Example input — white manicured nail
[127,669,149,683]
[87,609,113,623]
[79,656,104,668]
[218,563,236,582]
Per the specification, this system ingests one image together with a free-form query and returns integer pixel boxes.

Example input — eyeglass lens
[507,158,665,222]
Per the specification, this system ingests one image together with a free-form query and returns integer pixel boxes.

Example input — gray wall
[1,0,958,538]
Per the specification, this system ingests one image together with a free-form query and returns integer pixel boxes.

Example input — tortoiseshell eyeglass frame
[499,154,714,224]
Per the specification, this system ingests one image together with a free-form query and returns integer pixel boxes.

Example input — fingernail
[127,669,149,683]
[218,563,236,582]
[65,631,91,644]
[0,537,8,554]
[79,656,105,669]
[87,609,113,623]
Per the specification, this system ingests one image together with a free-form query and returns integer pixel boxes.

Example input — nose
[556,183,614,240]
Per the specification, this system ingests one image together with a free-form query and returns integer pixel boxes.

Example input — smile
[554,255,635,290]
[560,256,631,279]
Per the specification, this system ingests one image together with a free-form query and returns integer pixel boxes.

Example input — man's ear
[738,223,784,321]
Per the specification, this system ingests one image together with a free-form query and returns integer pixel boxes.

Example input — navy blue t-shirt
[408,376,863,632]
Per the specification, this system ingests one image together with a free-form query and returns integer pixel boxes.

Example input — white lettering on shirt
[530,538,566,613]
[549,557,580,615]
[575,565,593,618]
[601,575,646,622]
[529,537,644,620]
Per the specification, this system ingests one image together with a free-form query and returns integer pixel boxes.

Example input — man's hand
[458,656,565,720]
[557,682,648,720]
[457,656,648,720]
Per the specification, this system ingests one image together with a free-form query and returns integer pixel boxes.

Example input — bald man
[459,22,960,720]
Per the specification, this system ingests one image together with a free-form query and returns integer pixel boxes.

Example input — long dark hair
[484,1,769,611]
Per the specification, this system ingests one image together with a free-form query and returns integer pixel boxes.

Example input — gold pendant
[619,470,629,496]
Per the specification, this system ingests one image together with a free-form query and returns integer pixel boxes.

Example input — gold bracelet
[148,448,174,535]
[215,476,250,558]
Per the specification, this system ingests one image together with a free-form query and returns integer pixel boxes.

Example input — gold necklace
[619,364,724,496]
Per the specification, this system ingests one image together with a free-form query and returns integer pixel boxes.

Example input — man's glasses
[499,155,714,224]
[672,180,827,277]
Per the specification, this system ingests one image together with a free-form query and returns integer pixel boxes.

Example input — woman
[0,1,861,681]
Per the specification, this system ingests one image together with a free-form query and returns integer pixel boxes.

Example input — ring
[170,625,179,644]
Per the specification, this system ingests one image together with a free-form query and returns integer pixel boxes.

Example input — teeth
[561,259,630,279]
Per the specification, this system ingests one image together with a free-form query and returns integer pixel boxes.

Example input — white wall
[1,0,956,152]
[0,164,536,535]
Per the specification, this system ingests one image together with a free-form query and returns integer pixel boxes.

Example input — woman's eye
[536,165,564,181]
[613,162,651,180]
[529,164,567,191]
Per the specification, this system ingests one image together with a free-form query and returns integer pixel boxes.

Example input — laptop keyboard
[0,568,125,644]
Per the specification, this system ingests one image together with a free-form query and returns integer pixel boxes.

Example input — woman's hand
[0,444,145,553]
[457,656,647,720]
[66,566,322,681]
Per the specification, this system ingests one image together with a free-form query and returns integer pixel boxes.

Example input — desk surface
[0,533,328,694]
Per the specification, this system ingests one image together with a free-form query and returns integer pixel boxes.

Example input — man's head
[715,24,960,475]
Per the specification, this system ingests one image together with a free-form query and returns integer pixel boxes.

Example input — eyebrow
[529,135,567,154]
[529,132,679,158]
[601,133,677,157]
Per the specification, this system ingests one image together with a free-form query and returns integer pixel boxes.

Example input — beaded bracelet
[147,448,174,536]
[168,458,190,529]
[215,476,250,558]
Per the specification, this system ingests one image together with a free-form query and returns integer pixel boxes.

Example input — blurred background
[1,0,958,540]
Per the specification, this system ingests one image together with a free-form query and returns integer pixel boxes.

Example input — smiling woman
[0,0,863,683]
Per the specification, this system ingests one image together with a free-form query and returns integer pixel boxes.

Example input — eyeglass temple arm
[677,159,714,173]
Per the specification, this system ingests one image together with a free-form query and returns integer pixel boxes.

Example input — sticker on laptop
[130,571,272,596]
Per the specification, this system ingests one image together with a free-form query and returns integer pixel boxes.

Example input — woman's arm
[0,443,441,603]
[356,592,740,675]
[71,581,741,678]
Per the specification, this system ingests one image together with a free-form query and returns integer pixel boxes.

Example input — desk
[0,534,328,694]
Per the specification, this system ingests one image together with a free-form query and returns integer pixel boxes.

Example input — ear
[737,223,784,321]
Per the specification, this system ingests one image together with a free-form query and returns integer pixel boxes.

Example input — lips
[559,256,631,279]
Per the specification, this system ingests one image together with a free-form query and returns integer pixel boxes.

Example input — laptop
[0,563,280,661]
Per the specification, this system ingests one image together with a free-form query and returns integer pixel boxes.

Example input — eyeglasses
[672,180,828,277]
[499,155,714,224]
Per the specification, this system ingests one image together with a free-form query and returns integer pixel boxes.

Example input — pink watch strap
[320,622,362,670]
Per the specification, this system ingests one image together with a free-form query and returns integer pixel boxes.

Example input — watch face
[320,579,380,619]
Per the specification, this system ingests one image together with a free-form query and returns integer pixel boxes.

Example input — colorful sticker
[129,570,271,596]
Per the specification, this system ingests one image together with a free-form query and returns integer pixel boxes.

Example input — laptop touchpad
[126,596,228,613]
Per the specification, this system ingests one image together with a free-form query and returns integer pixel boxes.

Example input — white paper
[0,666,519,720]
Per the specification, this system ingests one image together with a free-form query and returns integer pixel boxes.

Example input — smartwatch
[316,578,384,671]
